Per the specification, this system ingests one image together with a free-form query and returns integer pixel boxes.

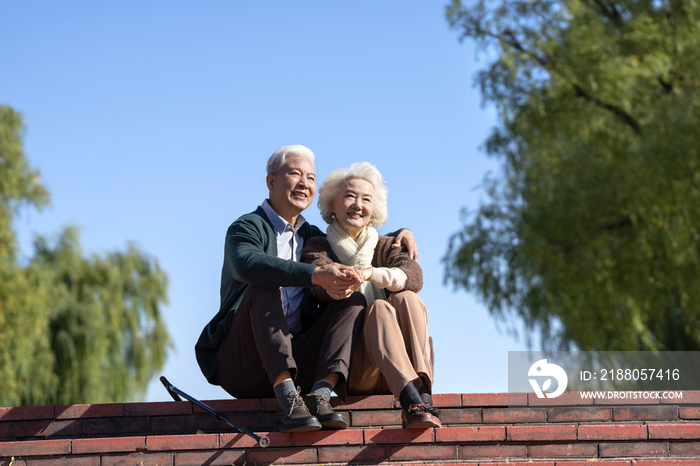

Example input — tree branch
[497,28,644,135]
[658,77,673,94]
[586,0,625,28]
[601,215,633,230]
[572,84,643,135]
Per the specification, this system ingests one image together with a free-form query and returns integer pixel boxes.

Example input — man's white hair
[317,162,389,228]
[266,145,315,175]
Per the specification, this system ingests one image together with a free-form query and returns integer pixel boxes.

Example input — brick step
[2,392,700,441]
[2,427,700,465]
[1,392,700,465]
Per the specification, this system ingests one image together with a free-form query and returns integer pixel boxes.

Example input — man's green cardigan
[195,206,324,385]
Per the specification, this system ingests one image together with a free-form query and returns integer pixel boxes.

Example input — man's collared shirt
[260,199,305,333]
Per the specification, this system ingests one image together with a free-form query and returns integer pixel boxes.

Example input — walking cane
[159,376,270,448]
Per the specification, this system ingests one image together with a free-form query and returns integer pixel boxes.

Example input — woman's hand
[332,267,371,299]
[338,268,366,297]
[313,263,362,297]
[357,267,373,281]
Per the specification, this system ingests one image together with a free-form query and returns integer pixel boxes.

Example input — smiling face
[332,177,375,239]
[266,154,316,225]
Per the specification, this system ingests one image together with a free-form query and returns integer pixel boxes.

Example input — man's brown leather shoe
[303,393,348,430]
[401,403,442,429]
[274,389,322,432]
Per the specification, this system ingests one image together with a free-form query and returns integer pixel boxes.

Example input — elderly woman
[301,162,440,429]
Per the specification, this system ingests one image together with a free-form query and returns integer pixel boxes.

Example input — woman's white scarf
[326,221,387,304]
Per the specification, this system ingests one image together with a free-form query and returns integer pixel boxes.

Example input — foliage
[444,0,700,351]
[0,105,170,406]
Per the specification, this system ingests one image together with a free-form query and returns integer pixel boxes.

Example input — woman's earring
[331,213,336,221]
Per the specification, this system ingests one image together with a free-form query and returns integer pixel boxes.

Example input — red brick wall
[1,392,699,465]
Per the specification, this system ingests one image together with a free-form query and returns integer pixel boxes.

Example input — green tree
[444,0,700,351]
[0,105,171,406]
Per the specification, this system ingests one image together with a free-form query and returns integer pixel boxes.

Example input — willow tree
[0,105,171,406]
[444,0,700,351]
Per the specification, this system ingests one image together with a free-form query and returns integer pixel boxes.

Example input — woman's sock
[418,377,433,409]
[399,381,424,411]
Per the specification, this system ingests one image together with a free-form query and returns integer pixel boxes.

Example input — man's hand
[392,229,419,261]
[312,263,363,297]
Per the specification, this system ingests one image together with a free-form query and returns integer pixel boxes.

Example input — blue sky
[1,1,534,402]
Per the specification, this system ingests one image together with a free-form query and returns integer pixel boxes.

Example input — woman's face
[332,178,375,239]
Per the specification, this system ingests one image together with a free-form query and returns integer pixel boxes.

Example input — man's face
[266,154,316,222]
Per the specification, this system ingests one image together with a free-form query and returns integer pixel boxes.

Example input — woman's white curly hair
[317,162,388,228]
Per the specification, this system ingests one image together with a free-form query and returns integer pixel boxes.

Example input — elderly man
[195,145,416,433]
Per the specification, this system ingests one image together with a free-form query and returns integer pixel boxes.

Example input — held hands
[332,267,373,299]
[312,264,374,299]
[392,229,418,261]
[312,263,363,298]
